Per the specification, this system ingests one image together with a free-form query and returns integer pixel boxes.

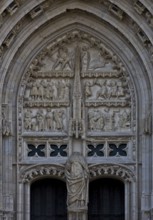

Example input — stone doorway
[30,178,67,220]
[88,178,125,220]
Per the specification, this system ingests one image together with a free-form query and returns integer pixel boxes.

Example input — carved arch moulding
[17,30,136,162]
[19,163,136,184]
[89,163,136,183]
[20,164,65,183]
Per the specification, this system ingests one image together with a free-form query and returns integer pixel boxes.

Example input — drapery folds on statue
[65,152,89,212]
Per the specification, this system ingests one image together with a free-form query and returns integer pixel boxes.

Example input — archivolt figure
[65,152,89,211]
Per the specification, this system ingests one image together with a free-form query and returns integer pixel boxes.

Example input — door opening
[30,178,67,220]
[88,178,125,220]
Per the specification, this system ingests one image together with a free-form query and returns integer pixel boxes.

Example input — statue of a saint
[65,152,89,211]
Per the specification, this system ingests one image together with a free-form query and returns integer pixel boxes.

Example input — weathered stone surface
[0,0,153,219]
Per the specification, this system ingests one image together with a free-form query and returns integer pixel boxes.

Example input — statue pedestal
[68,208,87,220]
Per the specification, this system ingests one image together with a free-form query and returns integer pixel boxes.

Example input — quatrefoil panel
[87,144,104,157]
[50,144,67,157]
[109,143,127,156]
[27,144,45,157]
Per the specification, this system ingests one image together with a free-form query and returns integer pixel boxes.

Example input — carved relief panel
[17,30,136,161]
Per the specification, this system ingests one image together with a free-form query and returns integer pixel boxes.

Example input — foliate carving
[89,164,136,182]
[20,164,65,183]
[65,153,89,211]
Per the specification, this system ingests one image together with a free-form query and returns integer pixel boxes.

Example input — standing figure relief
[24,108,65,132]
[96,79,125,100]
[26,79,70,101]
[65,152,89,210]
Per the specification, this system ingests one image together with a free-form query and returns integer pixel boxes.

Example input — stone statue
[30,81,38,100]
[65,152,89,211]
[45,108,53,130]
[36,109,45,131]
[2,112,11,136]
[24,109,32,130]
[85,81,92,98]
[117,109,130,129]
[54,109,64,130]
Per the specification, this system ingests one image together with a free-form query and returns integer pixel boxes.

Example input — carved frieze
[23,108,66,132]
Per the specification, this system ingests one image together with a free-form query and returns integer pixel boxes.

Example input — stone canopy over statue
[65,152,89,213]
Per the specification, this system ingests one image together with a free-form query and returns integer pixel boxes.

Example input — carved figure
[37,81,44,100]
[88,110,104,131]
[116,81,124,97]
[118,109,130,129]
[44,81,54,100]
[88,110,97,130]
[58,80,66,100]
[29,58,41,73]
[96,80,107,99]
[81,46,90,71]
[103,108,115,131]
[2,112,11,136]
[30,81,38,100]
[85,81,92,98]
[64,80,70,100]
[54,110,64,130]
[65,152,89,210]
[36,109,45,131]
[106,80,117,99]
[52,81,58,100]
[45,108,53,130]
[24,109,33,130]
[52,46,72,70]
[96,112,105,130]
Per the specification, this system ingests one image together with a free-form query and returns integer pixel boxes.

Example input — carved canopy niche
[17,30,136,161]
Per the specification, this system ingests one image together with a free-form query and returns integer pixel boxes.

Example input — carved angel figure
[65,152,89,210]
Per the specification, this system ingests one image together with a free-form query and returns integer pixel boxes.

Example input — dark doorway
[88,178,125,220]
[30,178,67,220]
